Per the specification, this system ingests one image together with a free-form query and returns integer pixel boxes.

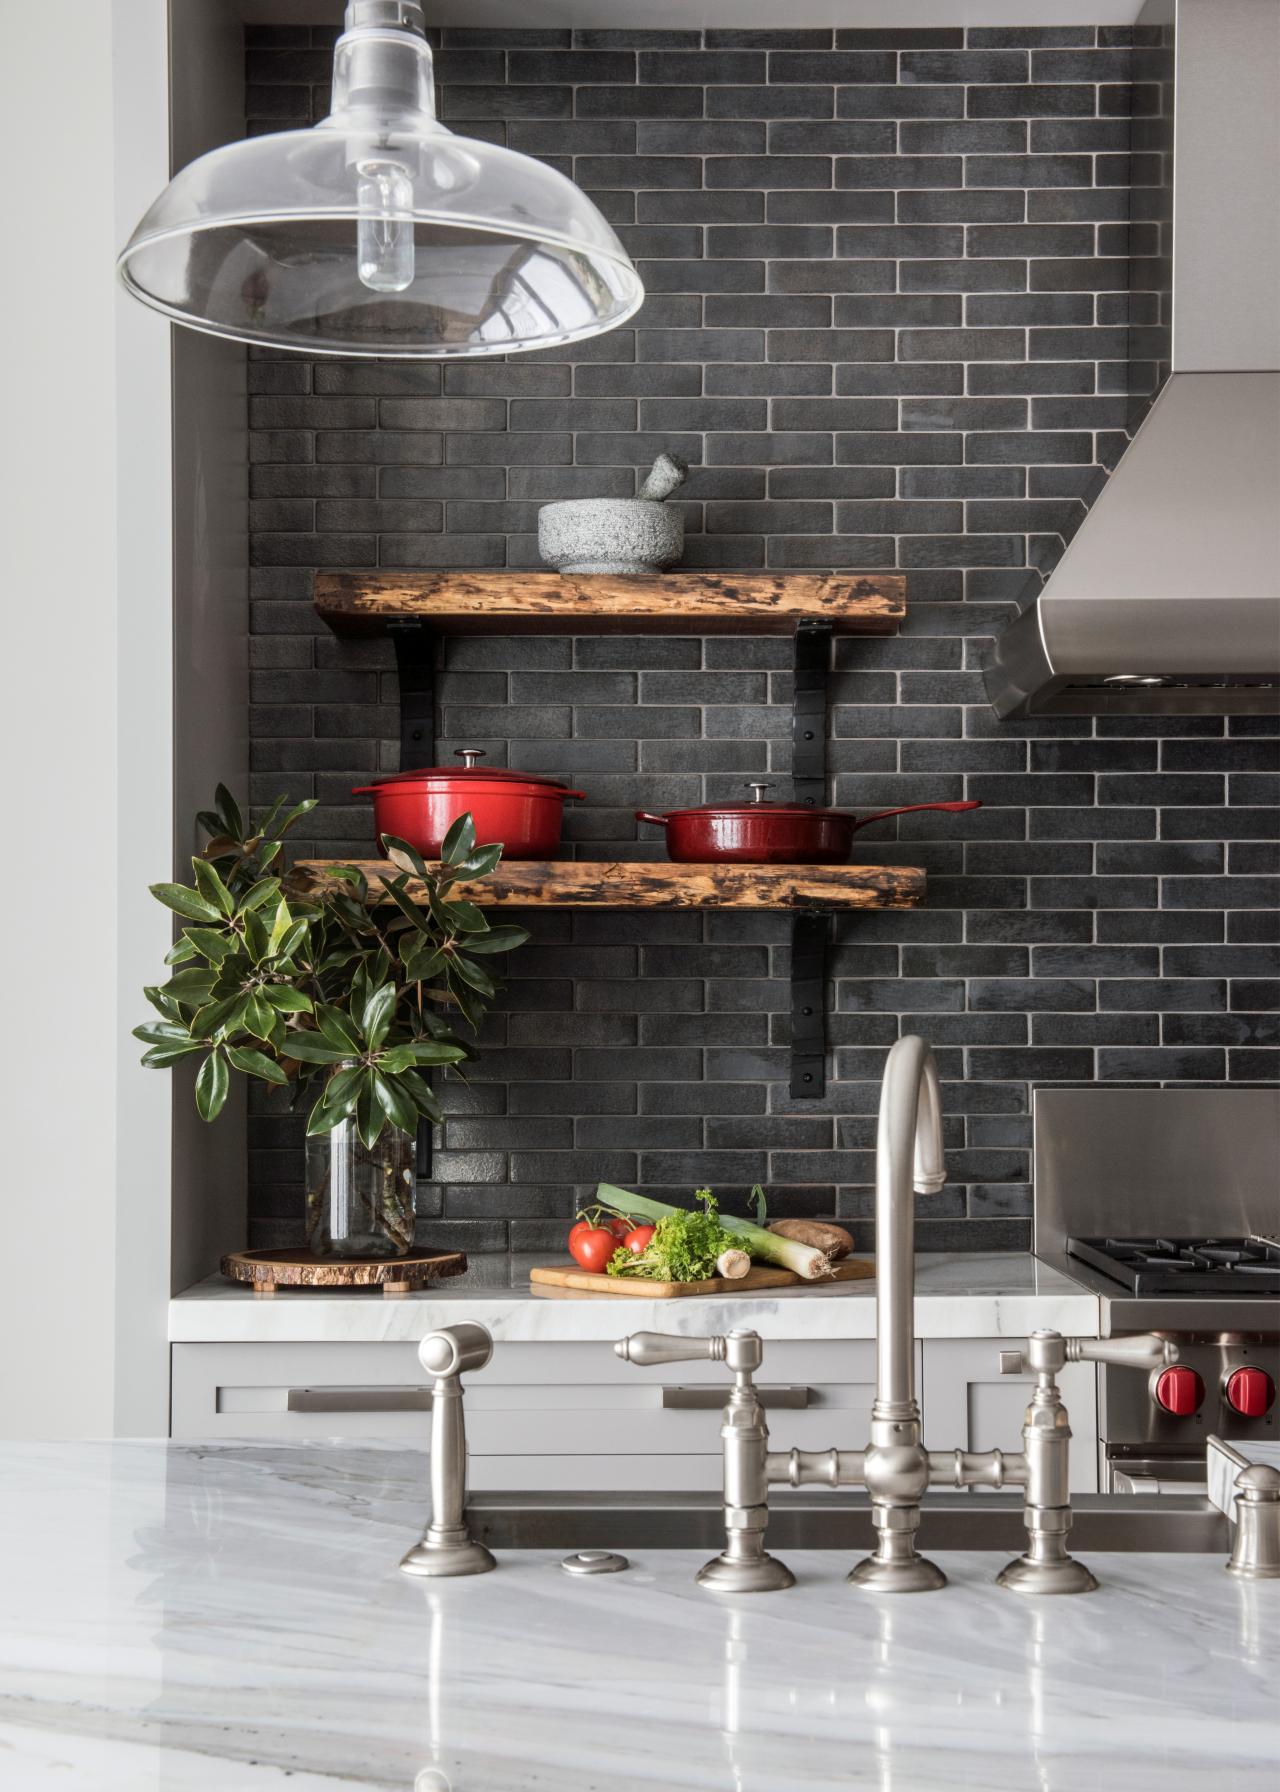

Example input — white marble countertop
[169,1251,1099,1342]
[1,1441,1273,1791]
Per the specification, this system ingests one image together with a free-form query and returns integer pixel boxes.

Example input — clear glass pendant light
[117,0,644,358]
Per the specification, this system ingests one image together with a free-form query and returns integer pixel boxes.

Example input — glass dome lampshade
[117,0,644,358]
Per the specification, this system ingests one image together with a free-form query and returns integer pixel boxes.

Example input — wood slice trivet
[529,1257,874,1299]
[221,1248,467,1298]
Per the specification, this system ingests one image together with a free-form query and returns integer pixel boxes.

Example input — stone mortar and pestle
[537,453,689,575]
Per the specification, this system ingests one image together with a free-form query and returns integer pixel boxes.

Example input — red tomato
[568,1219,592,1249]
[623,1224,655,1257]
[569,1227,617,1273]
[605,1217,631,1243]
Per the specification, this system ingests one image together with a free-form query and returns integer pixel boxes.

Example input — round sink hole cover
[560,1550,630,1575]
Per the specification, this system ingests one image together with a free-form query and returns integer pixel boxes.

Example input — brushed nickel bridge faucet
[616,1035,1177,1597]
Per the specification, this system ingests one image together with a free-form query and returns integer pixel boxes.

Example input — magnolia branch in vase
[134,786,527,1257]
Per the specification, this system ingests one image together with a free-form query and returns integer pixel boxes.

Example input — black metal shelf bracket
[790,909,831,1099]
[388,619,436,771]
[791,618,832,808]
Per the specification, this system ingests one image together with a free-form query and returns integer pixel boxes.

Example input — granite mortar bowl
[537,497,684,575]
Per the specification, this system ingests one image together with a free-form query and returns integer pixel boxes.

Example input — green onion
[597,1183,832,1281]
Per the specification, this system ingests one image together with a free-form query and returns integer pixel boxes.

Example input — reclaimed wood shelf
[314,570,905,636]
[294,859,925,911]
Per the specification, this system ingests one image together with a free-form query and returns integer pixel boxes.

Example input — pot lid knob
[745,781,774,804]
[454,748,486,768]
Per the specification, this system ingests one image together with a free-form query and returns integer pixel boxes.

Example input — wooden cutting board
[530,1257,874,1298]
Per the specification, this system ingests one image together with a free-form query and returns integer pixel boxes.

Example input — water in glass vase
[305,1120,416,1259]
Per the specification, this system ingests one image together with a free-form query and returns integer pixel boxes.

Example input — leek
[597,1183,832,1281]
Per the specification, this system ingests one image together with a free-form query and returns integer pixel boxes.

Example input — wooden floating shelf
[294,859,925,912]
[314,570,905,636]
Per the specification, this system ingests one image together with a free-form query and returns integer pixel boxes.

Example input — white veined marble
[169,1251,1100,1343]
[1,1441,1274,1792]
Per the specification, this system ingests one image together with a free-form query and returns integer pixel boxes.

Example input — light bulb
[356,159,415,292]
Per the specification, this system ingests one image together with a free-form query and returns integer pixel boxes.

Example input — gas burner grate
[1066,1235,1280,1297]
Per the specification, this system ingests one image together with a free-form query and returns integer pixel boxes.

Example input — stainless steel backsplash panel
[1033,1086,1280,1254]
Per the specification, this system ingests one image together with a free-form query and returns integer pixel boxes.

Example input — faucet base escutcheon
[848,1551,947,1594]
[697,1552,797,1594]
[400,1535,497,1578]
[995,1550,1098,1597]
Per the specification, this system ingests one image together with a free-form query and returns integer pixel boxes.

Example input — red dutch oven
[636,782,981,864]
[353,750,585,860]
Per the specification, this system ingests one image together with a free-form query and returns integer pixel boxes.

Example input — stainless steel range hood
[986,0,1280,719]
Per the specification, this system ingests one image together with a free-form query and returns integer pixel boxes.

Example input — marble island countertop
[1,1441,1274,1792]
[170,1250,1099,1342]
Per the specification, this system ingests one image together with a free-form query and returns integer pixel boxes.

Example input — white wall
[0,0,174,1436]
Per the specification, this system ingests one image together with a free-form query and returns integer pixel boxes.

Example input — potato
[767,1218,854,1261]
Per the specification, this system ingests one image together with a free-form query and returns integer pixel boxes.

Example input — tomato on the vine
[623,1224,655,1257]
[568,1226,617,1274]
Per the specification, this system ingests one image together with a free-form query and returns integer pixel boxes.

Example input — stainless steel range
[1034,1088,1280,1493]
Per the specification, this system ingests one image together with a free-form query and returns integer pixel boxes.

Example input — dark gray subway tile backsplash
[244,24,1278,1256]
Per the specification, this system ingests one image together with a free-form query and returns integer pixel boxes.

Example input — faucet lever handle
[1066,1334,1175,1373]
[615,1331,726,1368]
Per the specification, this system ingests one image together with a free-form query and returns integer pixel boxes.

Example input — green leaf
[372,1069,418,1134]
[399,1071,444,1124]
[164,937,200,965]
[193,856,235,918]
[461,925,530,956]
[277,798,318,837]
[441,811,476,866]
[214,784,244,841]
[133,1022,195,1047]
[240,878,283,914]
[452,843,503,880]
[262,985,313,1014]
[190,994,248,1040]
[266,898,292,955]
[379,873,434,934]
[226,1045,289,1085]
[195,1049,230,1122]
[242,909,270,963]
[272,919,310,963]
[305,1085,357,1136]
[323,1064,364,1108]
[381,834,427,878]
[282,1032,349,1066]
[151,882,222,924]
[163,968,217,1004]
[242,991,275,1040]
[362,982,398,1050]
[143,985,186,1022]
[445,901,490,935]
[141,1042,205,1067]
[355,1075,386,1150]
[403,1040,468,1066]
[184,927,236,964]
[316,1003,362,1054]
[448,955,496,998]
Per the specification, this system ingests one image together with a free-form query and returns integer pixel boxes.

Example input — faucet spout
[848,1035,948,1594]
[874,1035,945,1418]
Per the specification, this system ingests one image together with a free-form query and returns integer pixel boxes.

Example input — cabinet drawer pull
[661,1385,812,1411]
[286,1387,432,1413]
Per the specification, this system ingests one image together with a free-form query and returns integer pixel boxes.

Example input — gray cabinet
[921,1337,1098,1494]
[173,1335,1097,1492]
[171,1338,907,1491]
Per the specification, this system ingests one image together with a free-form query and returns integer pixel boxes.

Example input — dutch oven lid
[361,749,576,791]
[659,782,850,819]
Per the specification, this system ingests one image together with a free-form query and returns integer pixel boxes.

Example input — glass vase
[305,1119,416,1260]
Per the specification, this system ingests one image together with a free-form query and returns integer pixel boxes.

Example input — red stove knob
[1225,1367,1275,1418]
[1154,1365,1204,1416]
